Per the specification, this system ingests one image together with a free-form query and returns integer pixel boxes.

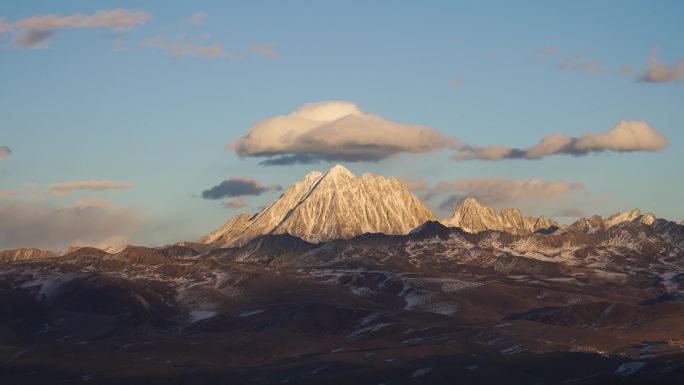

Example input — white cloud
[574,121,668,152]
[229,101,458,165]
[49,180,132,197]
[639,50,684,83]
[3,9,148,48]
[453,121,667,161]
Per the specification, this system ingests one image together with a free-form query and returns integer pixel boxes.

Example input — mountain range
[197,164,675,249]
[1,164,684,384]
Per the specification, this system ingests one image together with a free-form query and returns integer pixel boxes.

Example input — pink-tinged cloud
[249,43,278,59]
[639,50,684,83]
[0,145,11,159]
[0,200,142,251]
[453,121,667,161]
[221,198,247,209]
[49,180,132,197]
[144,37,228,58]
[186,12,207,26]
[559,52,603,74]
[0,190,18,198]
[5,9,148,48]
[13,9,148,30]
[74,196,113,209]
[398,178,431,192]
[534,45,559,63]
[434,178,585,207]
[553,208,586,217]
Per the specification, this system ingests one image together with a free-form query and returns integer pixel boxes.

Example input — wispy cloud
[450,75,463,89]
[0,17,11,38]
[453,121,667,161]
[13,29,56,48]
[74,196,113,209]
[143,37,228,58]
[3,9,148,48]
[49,180,132,197]
[221,198,247,209]
[0,190,17,199]
[401,177,586,214]
[619,65,633,77]
[229,101,458,165]
[185,12,207,26]
[559,52,603,74]
[201,177,281,200]
[0,145,11,159]
[249,43,278,59]
[435,178,585,207]
[553,208,585,217]
[398,178,430,192]
[639,50,684,83]
[534,45,558,63]
[0,200,142,251]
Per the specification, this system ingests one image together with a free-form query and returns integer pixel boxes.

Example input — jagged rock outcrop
[201,164,435,247]
[604,209,642,228]
[0,248,55,262]
[500,208,528,235]
[442,197,503,233]
[565,215,606,235]
[534,216,550,232]
[523,217,537,232]
[651,219,684,249]
[440,197,557,235]
[603,209,656,228]
[638,212,657,225]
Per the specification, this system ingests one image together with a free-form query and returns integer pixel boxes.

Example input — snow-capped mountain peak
[201,164,435,247]
[440,197,558,234]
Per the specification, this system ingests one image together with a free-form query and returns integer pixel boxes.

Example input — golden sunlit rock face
[201,164,435,247]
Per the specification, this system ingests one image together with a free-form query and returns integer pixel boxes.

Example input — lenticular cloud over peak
[228,101,457,165]
[291,101,363,121]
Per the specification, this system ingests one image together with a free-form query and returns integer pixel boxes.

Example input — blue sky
[1,1,683,250]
